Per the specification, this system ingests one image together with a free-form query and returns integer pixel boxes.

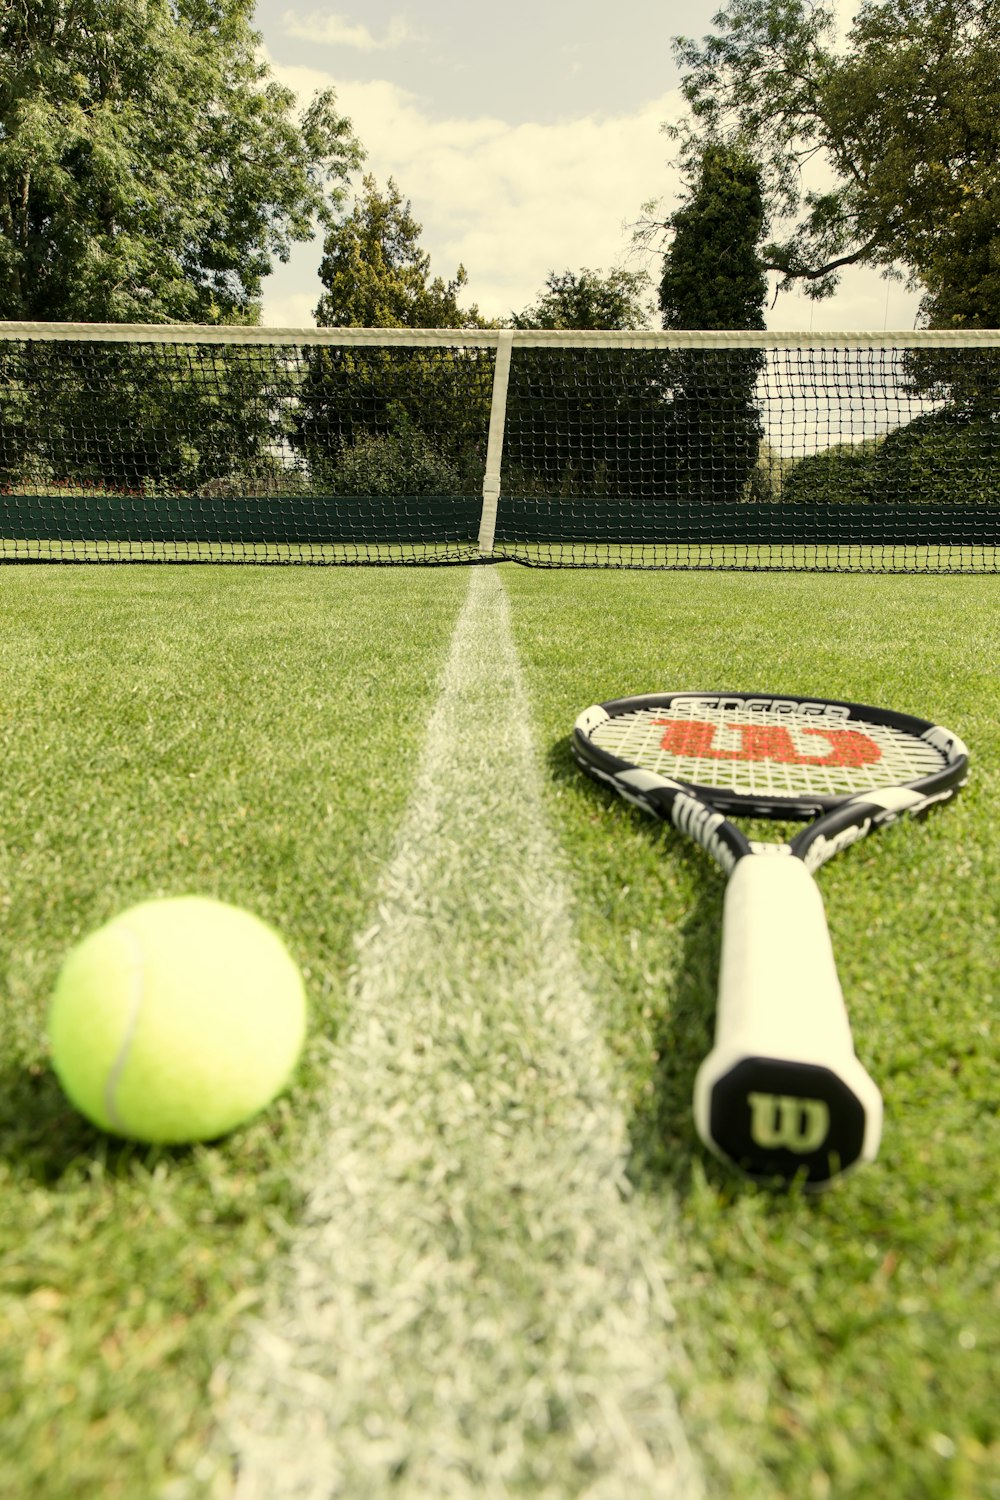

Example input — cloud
[262,54,684,324]
[282,10,413,51]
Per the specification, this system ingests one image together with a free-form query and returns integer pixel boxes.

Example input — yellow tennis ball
[49,896,307,1143]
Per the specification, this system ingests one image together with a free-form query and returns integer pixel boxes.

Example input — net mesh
[1,323,997,570]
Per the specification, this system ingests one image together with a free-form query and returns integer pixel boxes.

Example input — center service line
[221,566,702,1499]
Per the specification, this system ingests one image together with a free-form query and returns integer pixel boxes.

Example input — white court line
[220,566,702,1499]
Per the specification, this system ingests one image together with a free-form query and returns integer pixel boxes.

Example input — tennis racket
[571,692,968,1187]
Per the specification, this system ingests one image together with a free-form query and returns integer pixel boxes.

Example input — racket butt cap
[694,1050,882,1187]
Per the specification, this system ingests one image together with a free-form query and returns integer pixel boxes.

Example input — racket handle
[693,855,882,1186]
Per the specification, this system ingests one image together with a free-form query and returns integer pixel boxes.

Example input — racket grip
[693,855,882,1186]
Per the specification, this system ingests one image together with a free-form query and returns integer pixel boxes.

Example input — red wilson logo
[653,719,882,768]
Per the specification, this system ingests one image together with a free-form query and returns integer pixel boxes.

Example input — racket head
[573,691,968,821]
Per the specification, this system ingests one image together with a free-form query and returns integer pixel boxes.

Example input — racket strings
[591,706,946,799]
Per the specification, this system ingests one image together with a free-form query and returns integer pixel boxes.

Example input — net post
[478,330,514,557]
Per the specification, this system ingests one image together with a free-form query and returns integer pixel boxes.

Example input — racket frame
[571,691,969,1187]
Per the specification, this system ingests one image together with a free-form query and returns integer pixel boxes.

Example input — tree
[510,267,652,330]
[658,142,767,331]
[0,0,364,323]
[0,335,298,495]
[780,414,998,506]
[314,175,485,329]
[672,0,1000,326]
[502,267,669,501]
[656,142,767,501]
[0,1,365,497]
[297,177,492,495]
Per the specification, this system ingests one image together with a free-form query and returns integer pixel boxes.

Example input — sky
[253,0,923,332]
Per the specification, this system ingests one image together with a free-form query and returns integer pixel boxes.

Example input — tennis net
[1,322,997,570]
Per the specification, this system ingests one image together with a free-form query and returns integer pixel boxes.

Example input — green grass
[1,562,997,1499]
[0,565,468,1498]
[218,567,701,1496]
[504,566,1000,1499]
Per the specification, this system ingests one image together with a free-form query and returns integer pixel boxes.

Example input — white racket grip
[718,855,856,1060]
[693,855,882,1177]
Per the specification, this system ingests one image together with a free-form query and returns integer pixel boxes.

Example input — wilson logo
[654,719,882,769]
[748,1092,831,1153]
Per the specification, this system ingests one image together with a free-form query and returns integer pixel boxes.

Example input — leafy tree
[874,408,998,505]
[502,266,670,501]
[655,142,768,501]
[0,1,364,497]
[658,141,767,331]
[782,413,999,505]
[0,0,363,323]
[326,414,483,498]
[779,440,884,505]
[314,175,486,330]
[510,268,652,331]
[297,176,492,494]
[672,0,1000,327]
[0,336,300,496]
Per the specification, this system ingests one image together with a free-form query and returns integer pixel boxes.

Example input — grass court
[0,562,997,1498]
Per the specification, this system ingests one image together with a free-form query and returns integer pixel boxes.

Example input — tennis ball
[48,896,307,1144]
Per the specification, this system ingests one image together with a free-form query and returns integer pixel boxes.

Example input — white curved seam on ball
[102,922,146,1134]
